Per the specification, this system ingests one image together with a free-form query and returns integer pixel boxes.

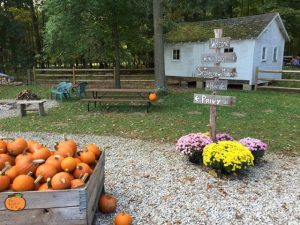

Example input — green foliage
[0,85,299,153]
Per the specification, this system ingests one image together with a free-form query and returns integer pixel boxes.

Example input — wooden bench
[16,100,46,117]
[81,88,158,112]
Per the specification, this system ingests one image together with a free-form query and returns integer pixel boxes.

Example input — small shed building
[164,12,290,89]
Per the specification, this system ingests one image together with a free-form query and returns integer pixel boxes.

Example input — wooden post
[209,29,223,142]
[113,67,116,84]
[33,66,36,84]
[27,69,31,85]
[72,66,76,84]
[254,66,259,91]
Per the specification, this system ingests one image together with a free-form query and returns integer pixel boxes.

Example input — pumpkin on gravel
[98,193,117,213]
[114,211,132,225]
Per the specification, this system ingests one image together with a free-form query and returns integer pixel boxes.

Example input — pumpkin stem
[0,165,10,175]
[27,171,34,177]
[46,178,52,188]
[32,159,45,164]
[81,173,89,183]
[60,178,66,184]
[63,133,67,141]
[34,175,43,185]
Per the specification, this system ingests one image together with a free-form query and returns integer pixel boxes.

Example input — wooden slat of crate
[0,151,105,225]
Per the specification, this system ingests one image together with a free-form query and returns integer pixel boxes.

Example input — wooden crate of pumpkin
[0,137,105,225]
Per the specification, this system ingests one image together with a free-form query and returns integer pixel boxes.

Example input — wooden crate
[0,151,105,225]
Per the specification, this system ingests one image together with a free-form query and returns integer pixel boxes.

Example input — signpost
[194,29,237,142]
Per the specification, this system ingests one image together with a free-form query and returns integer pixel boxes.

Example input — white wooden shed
[164,12,290,89]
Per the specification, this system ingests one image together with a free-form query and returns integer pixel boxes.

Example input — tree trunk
[112,0,121,88]
[29,0,43,68]
[153,0,167,92]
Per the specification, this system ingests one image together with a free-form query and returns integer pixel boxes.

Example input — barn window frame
[261,46,267,62]
[172,49,181,61]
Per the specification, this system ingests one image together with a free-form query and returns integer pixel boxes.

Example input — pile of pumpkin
[0,137,102,192]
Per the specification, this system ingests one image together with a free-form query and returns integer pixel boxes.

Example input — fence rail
[32,67,155,87]
[255,67,300,92]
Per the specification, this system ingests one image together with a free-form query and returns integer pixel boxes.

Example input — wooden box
[0,151,105,225]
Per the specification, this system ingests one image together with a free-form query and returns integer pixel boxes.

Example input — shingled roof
[165,12,290,43]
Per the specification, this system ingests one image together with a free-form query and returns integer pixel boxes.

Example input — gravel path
[0,131,299,225]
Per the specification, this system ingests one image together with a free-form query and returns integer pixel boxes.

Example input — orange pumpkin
[98,194,117,213]
[27,141,43,153]
[7,138,28,156]
[15,151,32,164]
[114,211,132,225]
[0,154,15,170]
[148,93,157,101]
[45,155,64,172]
[38,178,52,191]
[73,163,92,179]
[5,165,18,181]
[56,145,76,158]
[35,164,58,183]
[70,173,89,189]
[0,167,10,191]
[79,149,96,165]
[0,140,7,154]
[61,157,77,172]
[32,147,52,160]
[85,144,102,159]
[51,172,72,190]
[15,155,44,175]
[12,174,35,191]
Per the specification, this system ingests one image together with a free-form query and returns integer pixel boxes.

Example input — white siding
[252,19,285,85]
[164,43,194,77]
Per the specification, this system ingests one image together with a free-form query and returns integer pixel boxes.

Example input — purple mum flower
[238,137,268,152]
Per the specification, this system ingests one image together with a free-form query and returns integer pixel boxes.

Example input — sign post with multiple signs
[194,29,237,142]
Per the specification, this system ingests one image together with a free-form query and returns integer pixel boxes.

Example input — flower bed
[176,132,268,174]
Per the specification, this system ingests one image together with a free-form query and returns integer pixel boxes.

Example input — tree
[153,0,167,92]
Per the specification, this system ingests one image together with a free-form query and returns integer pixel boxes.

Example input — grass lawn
[0,85,299,153]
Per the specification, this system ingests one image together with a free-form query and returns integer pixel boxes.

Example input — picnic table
[81,88,158,112]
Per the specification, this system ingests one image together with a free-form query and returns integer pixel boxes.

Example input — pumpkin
[148,93,157,101]
[0,154,15,170]
[74,157,81,165]
[0,140,7,154]
[56,145,76,158]
[79,149,96,165]
[70,173,89,189]
[98,193,117,213]
[0,167,10,191]
[85,144,102,159]
[5,165,18,181]
[73,163,92,179]
[114,211,132,225]
[38,178,52,191]
[51,172,72,190]
[55,138,77,157]
[35,164,58,183]
[45,154,64,172]
[27,141,43,153]
[7,138,28,156]
[12,174,35,191]
[32,147,52,160]
[61,157,77,172]
[15,155,45,175]
[15,151,32,164]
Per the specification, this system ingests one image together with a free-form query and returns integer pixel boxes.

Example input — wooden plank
[81,99,149,103]
[259,69,300,74]
[201,52,237,63]
[36,74,73,77]
[75,69,113,72]
[0,206,86,225]
[205,80,228,90]
[209,37,231,49]
[195,66,236,78]
[85,88,157,93]
[35,69,73,72]
[120,80,155,82]
[0,190,81,211]
[257,78,300,82]
[16,100,46,105]
[193,94,236,106]
[257,86,300,91]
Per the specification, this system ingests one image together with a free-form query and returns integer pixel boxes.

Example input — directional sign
[195,66,236,78]
[201,52,237,63]
[193,94,236,106]
[205,80,228,91]
[209,37,231,49]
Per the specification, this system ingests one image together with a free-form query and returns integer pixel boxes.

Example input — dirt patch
[231,112,247,117]
[187,111,202,115]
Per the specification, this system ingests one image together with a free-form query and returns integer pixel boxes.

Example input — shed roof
[165,12,290,43]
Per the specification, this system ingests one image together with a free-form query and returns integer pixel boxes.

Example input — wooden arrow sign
[205,80,228,91]
[195,66,237,78]
[201,52,237,63]
[193,94,236,106]
[209,37,231,49]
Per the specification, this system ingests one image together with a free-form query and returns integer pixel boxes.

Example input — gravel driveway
[0,131,299,225]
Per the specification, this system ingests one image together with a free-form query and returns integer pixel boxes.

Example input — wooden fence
[31,67,155,88]
[255,66,300,92]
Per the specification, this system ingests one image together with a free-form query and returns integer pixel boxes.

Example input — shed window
[273,47,278,62]
[224,48,234,53]
[262,47,267,61]
[172,49,180,60]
